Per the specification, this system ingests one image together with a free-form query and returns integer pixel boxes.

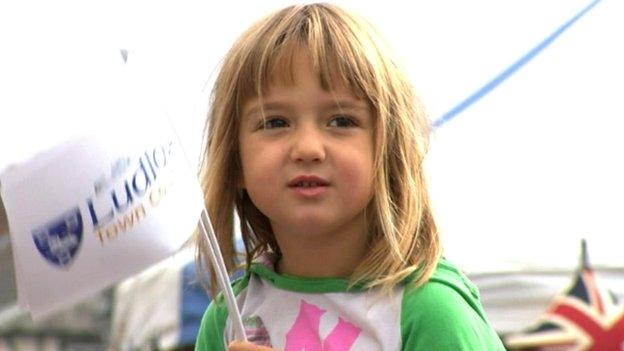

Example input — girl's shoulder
[196,273,251,351]
[424,258,481,304]
[403,258,483,319]
[400,258,505,350]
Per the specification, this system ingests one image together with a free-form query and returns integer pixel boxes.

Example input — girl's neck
[272,220,369,278]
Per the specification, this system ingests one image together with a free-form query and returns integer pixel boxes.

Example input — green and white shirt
[195,255,505,350]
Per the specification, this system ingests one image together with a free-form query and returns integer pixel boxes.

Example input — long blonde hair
[196,3,441,296]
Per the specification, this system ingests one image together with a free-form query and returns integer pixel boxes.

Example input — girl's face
[238,52,374,244]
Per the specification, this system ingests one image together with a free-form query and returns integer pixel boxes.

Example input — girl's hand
[228,341,278,351]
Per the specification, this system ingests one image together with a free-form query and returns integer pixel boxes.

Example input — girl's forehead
[244,80,366,111]
[254,82,366,113]
[269,48,362,94]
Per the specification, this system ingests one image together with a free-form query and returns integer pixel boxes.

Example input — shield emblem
[32,207,83,268]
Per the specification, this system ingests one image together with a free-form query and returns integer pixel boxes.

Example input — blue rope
[432,0,601,129]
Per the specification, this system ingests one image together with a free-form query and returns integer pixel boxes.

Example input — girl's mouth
[289,183,328,197]
[288,175,330,197]
[287,175,330,187]
[293,181,324,188]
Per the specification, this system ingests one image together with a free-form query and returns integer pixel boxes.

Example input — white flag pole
[198,209,247,342]
[156,95,247,341]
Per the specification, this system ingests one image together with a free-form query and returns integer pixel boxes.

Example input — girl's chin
[273,216,333,234]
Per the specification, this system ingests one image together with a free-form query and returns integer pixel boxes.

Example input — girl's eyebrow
[243,102,289,120]
[244,99,369,119]
[326,100,370,112]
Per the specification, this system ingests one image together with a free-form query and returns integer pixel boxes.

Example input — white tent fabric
[110,250,190,350]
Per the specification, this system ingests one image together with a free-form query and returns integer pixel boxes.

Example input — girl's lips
[289,184,329,197]
[287,175,330,187]
[287,175,330,197]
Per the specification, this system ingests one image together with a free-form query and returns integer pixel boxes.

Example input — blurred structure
[109,248,211,351]
[1,197,16,309]
[0,292,112,351]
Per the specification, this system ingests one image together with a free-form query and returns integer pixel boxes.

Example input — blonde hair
[196,3,441,295]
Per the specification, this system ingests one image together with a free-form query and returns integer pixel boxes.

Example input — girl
[195,3,504,350]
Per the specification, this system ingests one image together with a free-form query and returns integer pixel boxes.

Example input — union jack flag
[505,240,624,351]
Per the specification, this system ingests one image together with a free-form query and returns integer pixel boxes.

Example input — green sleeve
[195,298,228,351]
[401,262,505,350]
[195,275,250,351]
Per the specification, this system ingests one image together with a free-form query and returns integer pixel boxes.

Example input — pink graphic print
[285,300,361,351]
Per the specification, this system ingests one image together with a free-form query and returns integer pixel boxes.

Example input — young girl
[195,3,504,350]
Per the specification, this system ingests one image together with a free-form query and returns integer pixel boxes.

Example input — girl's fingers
[227,341,277,351]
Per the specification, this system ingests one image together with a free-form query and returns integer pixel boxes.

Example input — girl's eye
[261,118,289,129]
[328,115,357,128]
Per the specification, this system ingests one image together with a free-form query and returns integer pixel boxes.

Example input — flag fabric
[0,99,204,319]
[505,241,624,351]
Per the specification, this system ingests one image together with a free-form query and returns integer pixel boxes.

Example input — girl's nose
[290,125,326,163]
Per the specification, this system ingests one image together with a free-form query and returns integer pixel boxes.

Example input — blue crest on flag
[32,207,83,268]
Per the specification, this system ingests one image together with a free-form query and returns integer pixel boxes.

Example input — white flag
[0,108,203,319]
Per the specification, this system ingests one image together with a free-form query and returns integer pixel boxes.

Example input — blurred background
[1,0,623,349]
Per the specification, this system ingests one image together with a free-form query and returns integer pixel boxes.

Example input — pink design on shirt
[285,300,361,351]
